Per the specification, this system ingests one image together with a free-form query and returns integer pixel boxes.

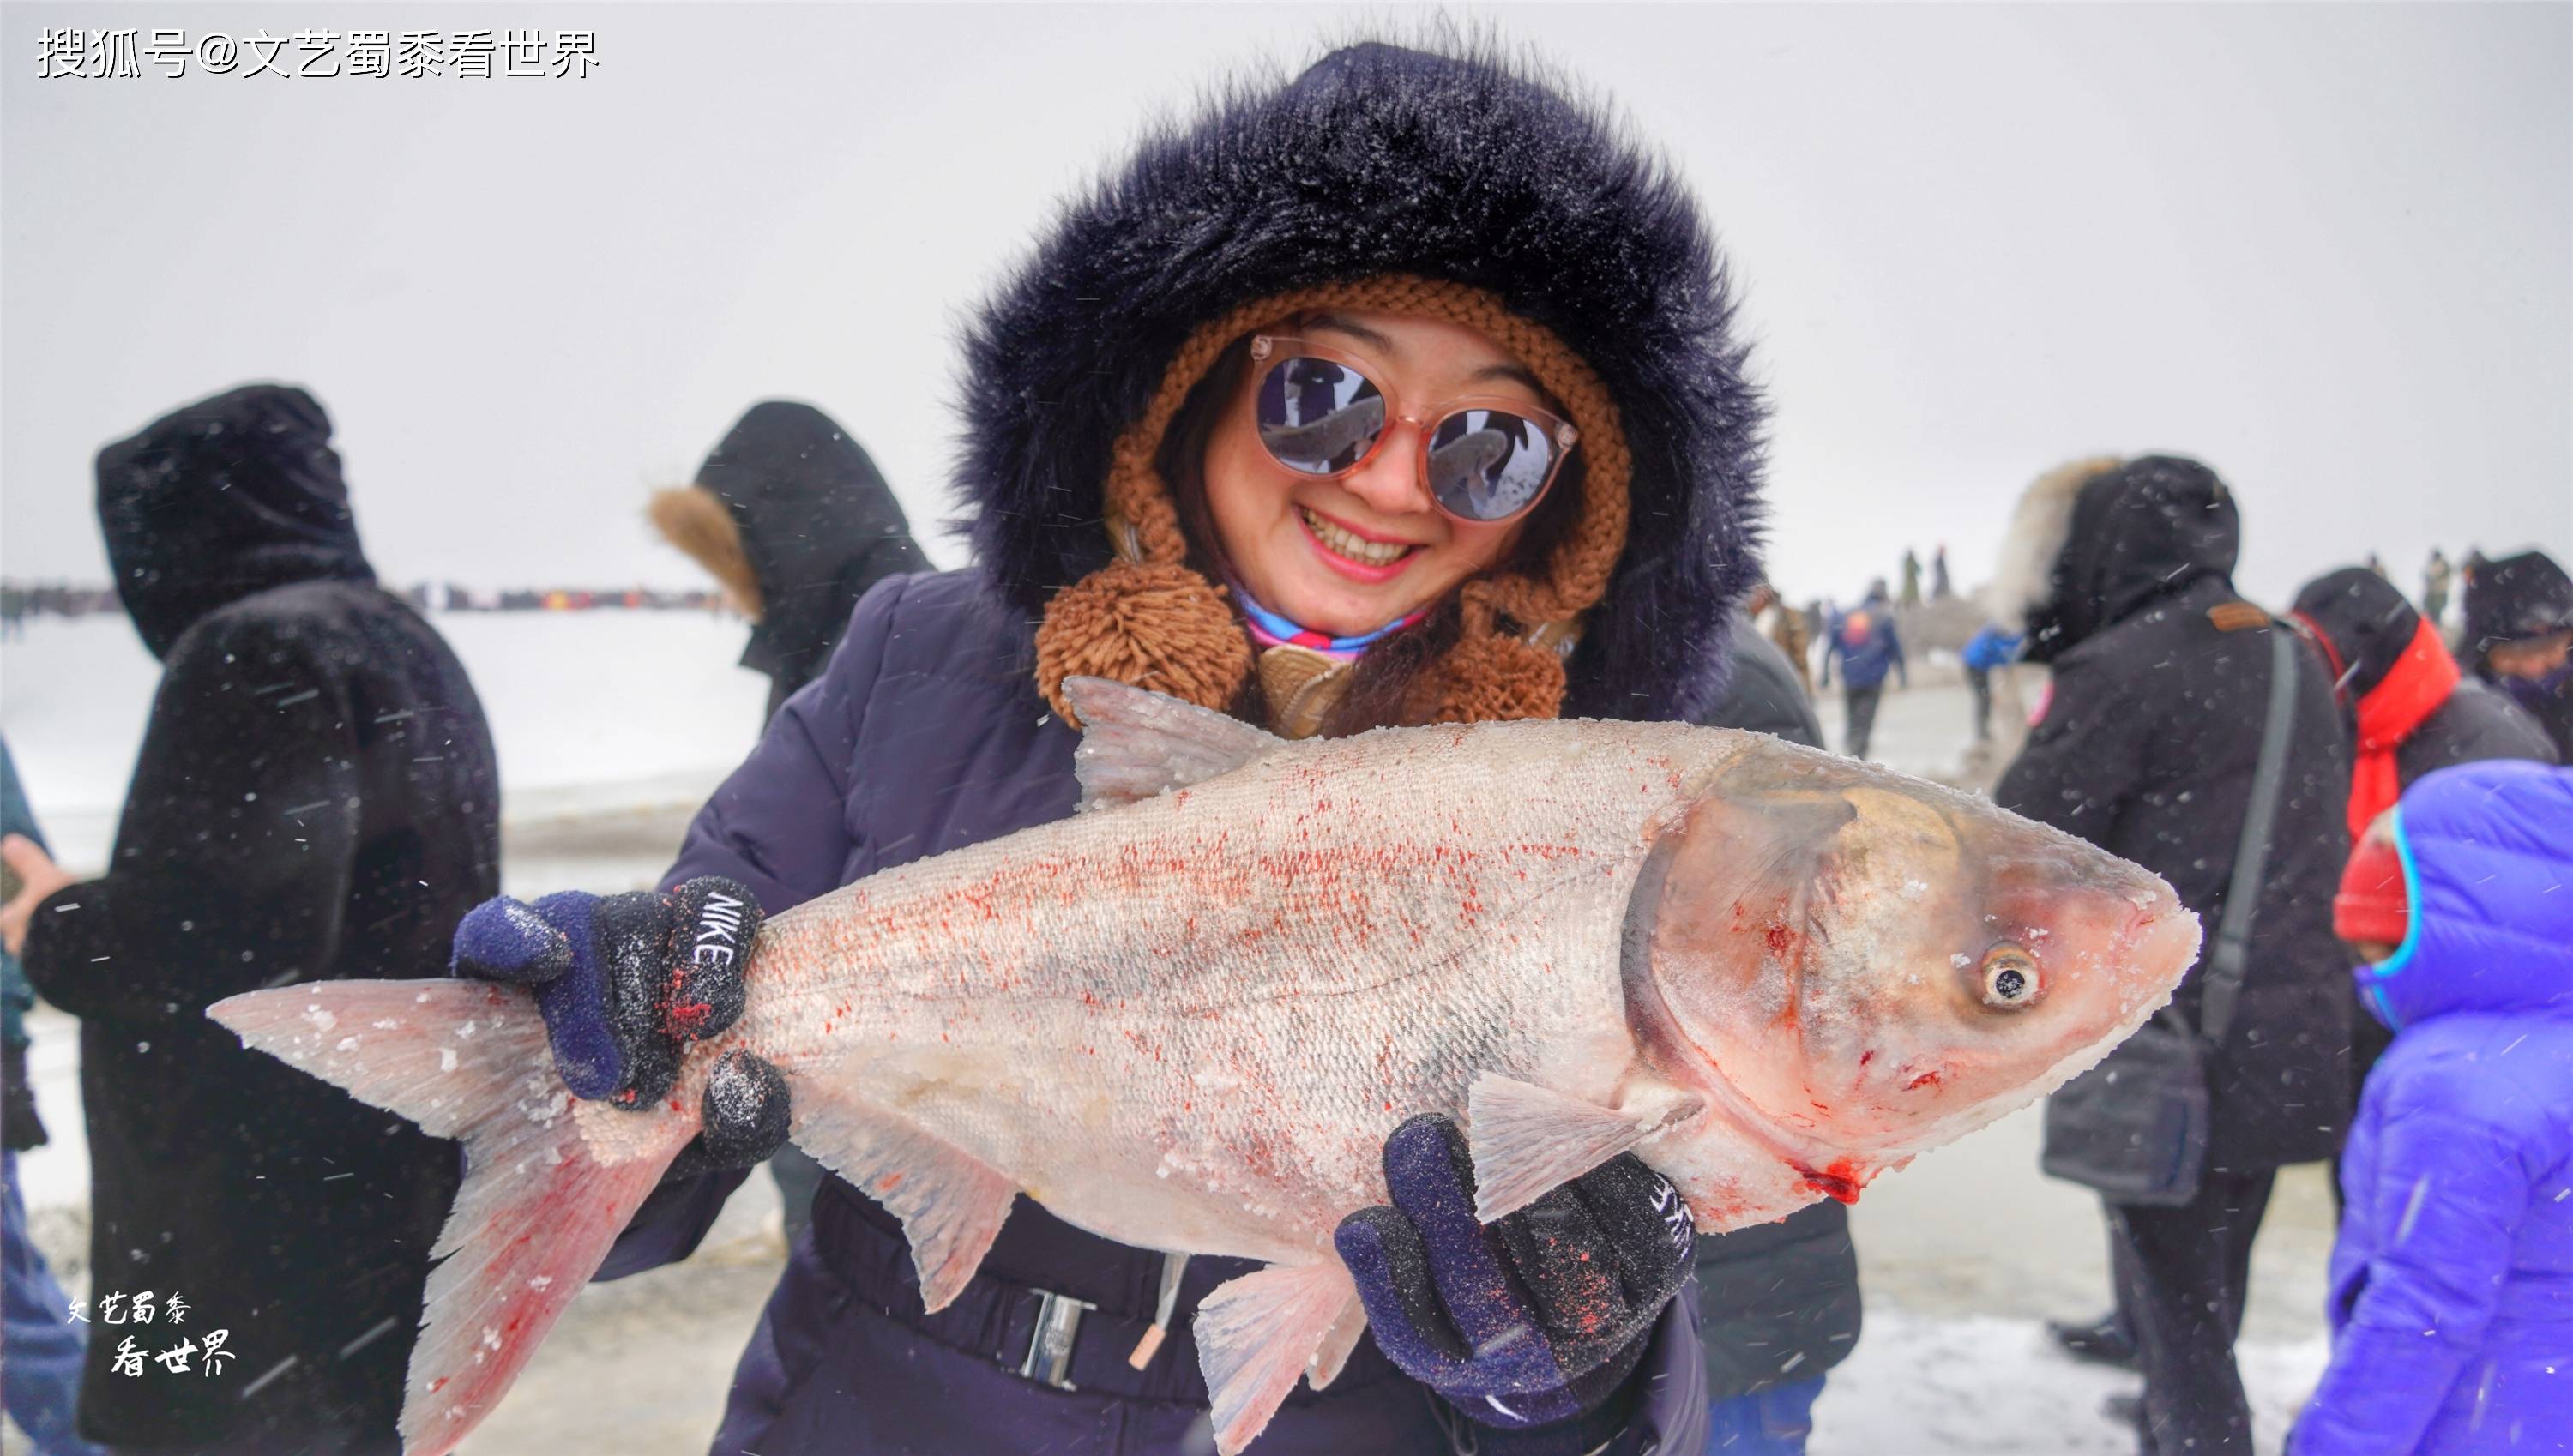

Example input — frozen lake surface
[1,611,770,870]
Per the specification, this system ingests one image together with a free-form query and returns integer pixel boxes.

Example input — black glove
[451,876,789,1173]
[1335,1114,1692,1430]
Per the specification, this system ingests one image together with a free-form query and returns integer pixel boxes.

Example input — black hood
[2462,550,2573,659]
[694,400,929,691]
[2292,566,2419,697]
[95,384,375,659]
[2022,455,2239,663]
[953,39,1765,721]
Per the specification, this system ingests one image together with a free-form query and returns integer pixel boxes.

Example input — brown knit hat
[1033,275,1630,729]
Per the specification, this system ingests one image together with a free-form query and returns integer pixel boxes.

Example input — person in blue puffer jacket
[1959,624,2022,746]
[1818,586,1907,761]
[2295,759,2573,1455]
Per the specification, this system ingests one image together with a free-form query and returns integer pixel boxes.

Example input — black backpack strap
[2197,623,2301,1044]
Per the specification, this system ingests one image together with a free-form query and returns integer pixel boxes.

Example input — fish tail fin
[209,978,697,1456]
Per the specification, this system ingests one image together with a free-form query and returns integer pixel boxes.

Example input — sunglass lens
[1426,409,1558,522]
[1256,358,1387,475]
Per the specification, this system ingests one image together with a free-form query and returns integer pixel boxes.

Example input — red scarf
[2342,615,2460,842]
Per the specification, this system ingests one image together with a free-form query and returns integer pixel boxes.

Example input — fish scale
[725,713,1726,1261]
[209,678,2199,1455]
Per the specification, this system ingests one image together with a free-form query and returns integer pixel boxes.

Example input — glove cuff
[1451,1330,1648,1444]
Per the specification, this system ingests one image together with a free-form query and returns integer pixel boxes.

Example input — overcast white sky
[4,3,2567,610]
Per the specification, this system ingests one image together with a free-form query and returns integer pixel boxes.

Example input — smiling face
[1200,310,1557,637]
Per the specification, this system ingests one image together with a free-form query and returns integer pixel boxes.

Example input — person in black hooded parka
[1988,455,2351,1455]
[650,401,931,724]
[2461,549,2573,763]
[13,385,497,1455]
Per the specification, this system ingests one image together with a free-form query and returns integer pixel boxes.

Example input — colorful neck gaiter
[1232,581,1426,661]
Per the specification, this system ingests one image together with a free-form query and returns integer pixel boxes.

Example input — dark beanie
[2463,551,2573,655]
[2293,566,2422,697]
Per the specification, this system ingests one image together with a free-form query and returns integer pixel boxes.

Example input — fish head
[1630,740,2199,1209]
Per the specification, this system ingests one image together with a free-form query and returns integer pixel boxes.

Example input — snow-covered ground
[3,617,2333,1454]
[1811,1310,2327,1455]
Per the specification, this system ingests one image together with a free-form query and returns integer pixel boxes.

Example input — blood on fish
[1904,1070,1942,1092]
[1794,1158,1868,1204]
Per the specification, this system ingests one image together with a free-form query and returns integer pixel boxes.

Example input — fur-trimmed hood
[654,400,929,705]
[952,39,1765,722]
[1987,454,2239,664]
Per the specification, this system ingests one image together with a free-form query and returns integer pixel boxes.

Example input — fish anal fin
[1193,1260,1359,1455]
[1465,1073,1705,1223]
[1065,676,1282,809]
[788,1086,1016,1312]
[1306,1294,1370,1391]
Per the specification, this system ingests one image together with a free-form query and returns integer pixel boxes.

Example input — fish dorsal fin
[1066,676,1283,811]
[787,1086,1016,1313]
[1465,1073,1706,1223]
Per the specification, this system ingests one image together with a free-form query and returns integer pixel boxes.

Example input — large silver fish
[211,678,2199,1453]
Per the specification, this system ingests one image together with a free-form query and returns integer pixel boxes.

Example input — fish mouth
[2111,899,2203,1008]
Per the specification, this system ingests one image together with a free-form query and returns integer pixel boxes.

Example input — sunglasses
[1249,335,1579,526]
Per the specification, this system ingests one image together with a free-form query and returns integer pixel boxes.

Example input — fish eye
[1979,944,2039,1009]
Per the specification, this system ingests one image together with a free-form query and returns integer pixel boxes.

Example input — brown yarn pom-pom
[1034,561,1253,725]
[1428,630,1568,725]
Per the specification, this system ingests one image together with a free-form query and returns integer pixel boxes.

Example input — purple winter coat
[588,33,1773,1452]
[2299,761,2573,1455]
[598,569,1708,1455]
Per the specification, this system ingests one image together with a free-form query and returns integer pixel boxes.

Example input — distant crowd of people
[1744,538,2559,780]
[0,580,732,637]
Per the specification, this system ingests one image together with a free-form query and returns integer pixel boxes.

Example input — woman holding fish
[487,39,1762,1455]
[210,37,2202,1456]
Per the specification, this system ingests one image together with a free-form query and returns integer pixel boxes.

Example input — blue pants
[3,1149,103,1455]
[1703,1375,1823,1456]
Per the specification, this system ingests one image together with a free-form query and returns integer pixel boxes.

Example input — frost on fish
[208,678,2197,1455]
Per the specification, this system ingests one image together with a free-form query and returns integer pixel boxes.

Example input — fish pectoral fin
[788,1088,1015,1314]
[1064,676,1284,809]
[1193,1260,1359,1456]
[1464,1073,1706,1223]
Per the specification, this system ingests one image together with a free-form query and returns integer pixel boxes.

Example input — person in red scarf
[2289,565,2556,1111]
